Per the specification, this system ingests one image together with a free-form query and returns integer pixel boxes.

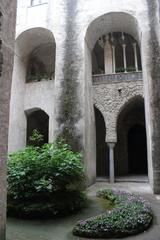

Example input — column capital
[107,142,116,148]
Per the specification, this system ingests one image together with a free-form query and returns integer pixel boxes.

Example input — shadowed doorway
[94,106,109,177]
[128,124,147,174]
[115,96,148,177]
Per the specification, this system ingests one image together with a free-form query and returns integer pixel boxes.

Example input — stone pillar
[107,142,116,183]
[112,45,116,73]
[122,44,127,72]
[133,43,138,72]
[0,1,17,239]
[142,0,160,193]
[104,38,113,74]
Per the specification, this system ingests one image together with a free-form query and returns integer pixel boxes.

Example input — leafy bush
[73,189,153,238]
[7,140,87,218]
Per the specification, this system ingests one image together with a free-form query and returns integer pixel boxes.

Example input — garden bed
[73,189,153,238]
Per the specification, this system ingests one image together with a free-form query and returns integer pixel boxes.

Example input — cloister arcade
[92,32,142,75]
[85,12,148,183]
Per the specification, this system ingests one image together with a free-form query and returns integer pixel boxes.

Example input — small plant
[98,68,104,74]
[73,189,153,238]
[29,129,44,146]
[115,67,125,73]
[26,73,51,82]
[7,139,87,219]
[126,66,136,72]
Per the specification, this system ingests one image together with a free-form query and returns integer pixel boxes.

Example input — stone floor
[6,182,160,240]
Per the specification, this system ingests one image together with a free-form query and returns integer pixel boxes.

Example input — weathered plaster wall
[0,0,17,239]
[141,0,160,193]
[24,81,55,142]
[8,27,55,152]
[9,0,160,192]
[53,0,85,152]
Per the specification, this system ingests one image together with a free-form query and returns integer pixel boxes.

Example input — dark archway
[94,106,109,177]
[128,124,147,174]
[115,97,148,176]
[26,109,49,146]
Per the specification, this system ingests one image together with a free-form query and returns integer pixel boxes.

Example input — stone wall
[0,0,17,239]
[93,80,143,142]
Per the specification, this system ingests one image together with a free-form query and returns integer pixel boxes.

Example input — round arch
[15,27,56,59]
[85,12,141,50]
[15,27,56,82]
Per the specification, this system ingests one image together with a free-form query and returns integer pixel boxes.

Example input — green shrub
[73,189,153,238]
[7,139,87,218]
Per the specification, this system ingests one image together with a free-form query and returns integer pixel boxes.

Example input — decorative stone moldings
[93,72,142,85]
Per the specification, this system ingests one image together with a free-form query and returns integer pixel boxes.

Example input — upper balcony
[92,32,142,85]
[92,71,143,85]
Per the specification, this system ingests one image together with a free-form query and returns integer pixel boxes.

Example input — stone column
[107,142,116,183]
[142,0,160,193]
[104,38,113,74]
[133,43,138,72]
[112,45,116,73]
[0,1,17,239]
[122,44,127,72]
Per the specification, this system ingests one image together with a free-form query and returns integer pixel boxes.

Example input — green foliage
[26,73,52,82]
[7,139,86,218]
[29,129,44,146]
[115,67,125,73]
[73,189,153,238]
[126,66,136,72]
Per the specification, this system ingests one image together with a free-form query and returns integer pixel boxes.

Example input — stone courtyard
[6,182,160,240]
[1,0,160,239]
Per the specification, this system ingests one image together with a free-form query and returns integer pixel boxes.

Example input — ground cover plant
[7,138,86,219]
[73,189,153,238]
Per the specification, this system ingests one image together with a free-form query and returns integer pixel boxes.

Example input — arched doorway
[94,106,109,177]
[26,109,49,146]
[128,124,147,174]
[115,97,148,177]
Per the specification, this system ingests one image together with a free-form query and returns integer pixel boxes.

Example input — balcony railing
[92,71,142,85]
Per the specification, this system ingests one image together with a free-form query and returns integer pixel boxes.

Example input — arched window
[92,32,142,74]
[26,43,55,82]
[26,109,49,146]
